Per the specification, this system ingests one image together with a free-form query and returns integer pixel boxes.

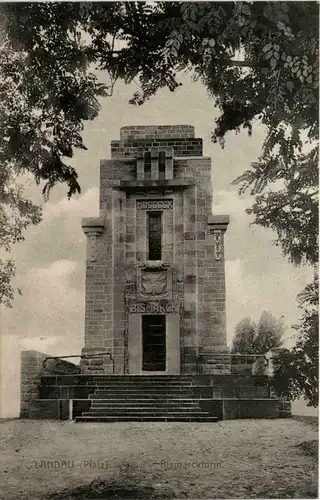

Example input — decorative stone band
[114,178,195,192]
[136,260,169,270]
[207,214,230,261]
[81,217,104,262]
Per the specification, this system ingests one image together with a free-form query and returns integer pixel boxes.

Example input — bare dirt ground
[0,418,318,500]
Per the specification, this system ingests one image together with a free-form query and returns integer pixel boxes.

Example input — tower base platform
[22,374,291,422]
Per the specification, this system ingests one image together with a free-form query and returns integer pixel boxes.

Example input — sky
[0,74,314,417]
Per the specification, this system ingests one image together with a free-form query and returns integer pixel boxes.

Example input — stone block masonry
[111,125,203,158]
[20,351,48,418]
[120,125,195,140]
[20,351,80,418]
[111,139,203,158]
[82,125,230,375]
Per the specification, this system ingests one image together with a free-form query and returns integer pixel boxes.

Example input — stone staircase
[30,373,279,421]
[75,375,219,422]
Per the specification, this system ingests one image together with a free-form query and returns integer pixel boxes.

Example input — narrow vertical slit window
[144,151,151,180]
[148,212,162,260]
[159,151,166,180]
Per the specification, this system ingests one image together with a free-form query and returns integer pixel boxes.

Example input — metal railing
[42,352,115,374]
[203,352,269,365]
[42,352,268,376]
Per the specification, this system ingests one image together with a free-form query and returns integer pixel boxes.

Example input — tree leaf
[242,4,250,15]
[263,43,273,53]
[286,80,294,92]
[270,57,277,69]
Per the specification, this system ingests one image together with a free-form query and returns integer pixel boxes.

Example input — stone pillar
[165,147,173,179]
[82,217,104,263]
[255,348,292,417]
[112,189,126,374]
[80,348,114,375]
[151,148,159,180]
[162,201,174,262]
[181,185,197,373]
[137,150,144,180]
[81,217,113,374]
[199,215,231,374]
[252,347,286,377]
[20,351,48,418]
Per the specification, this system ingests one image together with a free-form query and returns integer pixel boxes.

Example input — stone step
[90,401,200,408]
[88,381,195,386]
[40,375,269,387]
[89,403,200,409]
[91,386,194,391]
[90,402,200,411]
[88,377,194,380]
[86,381,194,389]
[88,376,192,379]
[82,410,210,417]
[90,397,198,403]
[90,386,269,396]
[90,407,200,412]
[89,393,193,399]
[86,408,202,415]
[87,382,194,387]
[75,415,219,422]
[93,385,193,390]
[94,387,192,394]
[39,385,269,397]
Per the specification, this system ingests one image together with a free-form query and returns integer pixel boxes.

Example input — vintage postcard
[0,2,318,499]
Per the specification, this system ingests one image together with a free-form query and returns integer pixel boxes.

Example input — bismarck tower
[81,125,230,375]
[20,125,284,421]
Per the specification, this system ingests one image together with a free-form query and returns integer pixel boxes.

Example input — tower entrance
[142,315,166,371]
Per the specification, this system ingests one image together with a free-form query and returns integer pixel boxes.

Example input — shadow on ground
[45,477,176,500]
[292,415,318,429]
[296,440,318,458]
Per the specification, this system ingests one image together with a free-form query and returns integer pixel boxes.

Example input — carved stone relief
[140,269,168,298]
[88,234,97,262]
[213,230,222,261]
[136,263,172,300]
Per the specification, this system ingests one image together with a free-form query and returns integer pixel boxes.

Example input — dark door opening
[142,315,166,371]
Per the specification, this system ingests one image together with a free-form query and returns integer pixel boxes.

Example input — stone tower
[81,125,230,375]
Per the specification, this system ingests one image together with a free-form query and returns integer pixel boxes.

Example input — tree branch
[229,60,252,67]
[109,49,252,68]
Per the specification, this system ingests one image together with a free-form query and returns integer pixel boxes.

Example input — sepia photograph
[0,1,318,499]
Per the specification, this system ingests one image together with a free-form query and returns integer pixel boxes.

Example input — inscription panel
[129,302,179,314]
[136,199,173,210]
